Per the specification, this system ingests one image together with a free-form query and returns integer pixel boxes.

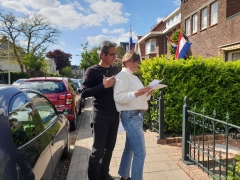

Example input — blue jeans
[118,110,146,180]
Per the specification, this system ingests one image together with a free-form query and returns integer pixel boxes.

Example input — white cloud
[90,1,128,25]
[1,1,30,13]
[52,41,66,50]
[173,0,181,6]
[87,30,136,47]
[125,13,131,17]
[20,0,60,10]
[0,0,129,30]
[102,28,125,34]
[156,17,164,23]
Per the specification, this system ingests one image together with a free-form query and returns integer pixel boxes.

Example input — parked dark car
[71,78,85,108]
[0,85,70,180]
[21,77,82,130]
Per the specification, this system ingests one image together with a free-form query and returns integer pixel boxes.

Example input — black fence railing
[147,91,164,140]
[182,96,240,179]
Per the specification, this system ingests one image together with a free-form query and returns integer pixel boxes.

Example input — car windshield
[21,81,66,94]
[15,79,25,83]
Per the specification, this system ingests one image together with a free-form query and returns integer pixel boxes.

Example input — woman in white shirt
[114,51,153,180]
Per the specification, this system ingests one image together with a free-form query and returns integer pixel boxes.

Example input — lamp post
[7,34,10,85]
[75,54,84,79]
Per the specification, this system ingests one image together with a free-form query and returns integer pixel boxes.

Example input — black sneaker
[100,173,115,180]
[120,177,131,180]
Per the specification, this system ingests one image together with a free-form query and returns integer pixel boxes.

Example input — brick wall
[226,0,240,17]
[181,0,240,59]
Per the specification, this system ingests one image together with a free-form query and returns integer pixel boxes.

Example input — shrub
[140,56,240,134]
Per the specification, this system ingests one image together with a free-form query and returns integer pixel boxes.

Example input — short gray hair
[99,40,117,54]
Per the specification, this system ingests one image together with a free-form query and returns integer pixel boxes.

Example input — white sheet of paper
[148,79,163,87]
[152,84,167,90]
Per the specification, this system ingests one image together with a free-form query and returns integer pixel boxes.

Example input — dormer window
[145,39,156,54]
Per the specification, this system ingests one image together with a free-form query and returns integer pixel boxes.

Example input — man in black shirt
[80,40,119,180]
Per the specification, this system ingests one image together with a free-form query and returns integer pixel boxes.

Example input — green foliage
[168,29,184,56]
[22,50,46,72]
[3,72,29,84]
[140,56,240,134]
[116,45,125,58]
[113,58,122,72]
[79,42,100,70]
[45,72,62,77]
[227,155,240,180]
[61,66,72,77]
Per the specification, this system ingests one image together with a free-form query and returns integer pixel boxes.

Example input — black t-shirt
[80,64,119,113]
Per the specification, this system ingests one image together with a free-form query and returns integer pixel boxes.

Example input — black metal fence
[182,96,240,179]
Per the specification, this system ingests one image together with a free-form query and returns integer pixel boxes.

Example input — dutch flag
[175,32,192,59]
[166,36,177,52]
[129,25,133,51]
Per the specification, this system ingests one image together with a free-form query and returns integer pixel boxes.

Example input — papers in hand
[148,79,167,90]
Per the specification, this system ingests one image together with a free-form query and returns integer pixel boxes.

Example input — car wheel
[62,131,70,158]
[70,112,77,131]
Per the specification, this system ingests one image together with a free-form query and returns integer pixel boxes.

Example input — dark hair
[99,40,117,57]
[122,51,141,67]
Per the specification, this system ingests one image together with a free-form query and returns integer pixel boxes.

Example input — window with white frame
[185,18,190,35]
[210,1,218,25]
[228,51,240,61]
[192,13,198,33]
[145,39,156,54]
[201,7,208,29]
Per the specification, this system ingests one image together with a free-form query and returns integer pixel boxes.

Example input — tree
[61,66,72,77]
[116,45,125,58]
[113,58,122,72]
[22,49,46,77]
[0,10,61,72]
[168,29,183,56]
[79,42,99,70]
[46,49,72,72]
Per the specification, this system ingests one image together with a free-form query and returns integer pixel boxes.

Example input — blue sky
[0,0,180,65]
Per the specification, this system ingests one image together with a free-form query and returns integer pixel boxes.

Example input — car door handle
[51,134,55,146]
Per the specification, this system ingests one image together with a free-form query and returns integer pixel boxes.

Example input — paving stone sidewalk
[66,98,209,180]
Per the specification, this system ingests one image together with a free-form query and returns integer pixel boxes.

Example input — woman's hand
[146,88,154,96]
[134,86,152,97]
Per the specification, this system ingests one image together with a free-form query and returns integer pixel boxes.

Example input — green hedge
[140,56,240,134]
[3,72,29,84]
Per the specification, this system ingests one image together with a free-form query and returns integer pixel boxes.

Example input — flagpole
[129,25,133,52]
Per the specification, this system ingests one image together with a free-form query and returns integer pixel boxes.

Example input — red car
[21,77,81,130]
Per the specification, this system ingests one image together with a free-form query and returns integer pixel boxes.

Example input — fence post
[159,91,164,139]
[182,96,191,163]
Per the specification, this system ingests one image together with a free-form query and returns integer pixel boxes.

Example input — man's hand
[103,75,116,88]
[134,86,152,97]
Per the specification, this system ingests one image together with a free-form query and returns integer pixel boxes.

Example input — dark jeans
[88,110,119,180]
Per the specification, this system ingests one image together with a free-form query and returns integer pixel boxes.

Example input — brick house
[181,0,240,61]
[136,7,181,60]
[71,65,84,79]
